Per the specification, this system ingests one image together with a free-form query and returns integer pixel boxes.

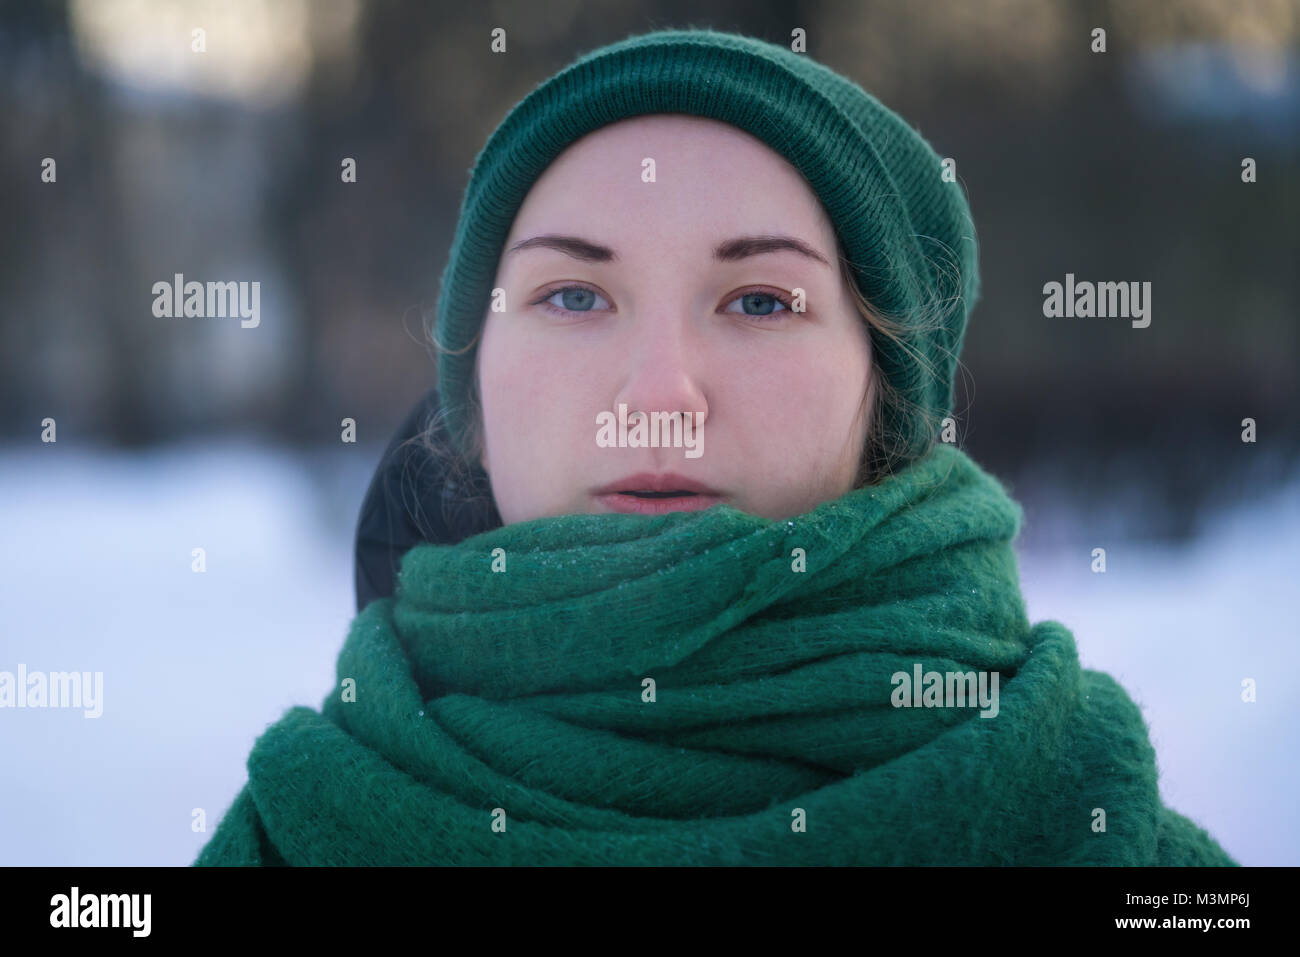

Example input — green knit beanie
[434,27,979,469]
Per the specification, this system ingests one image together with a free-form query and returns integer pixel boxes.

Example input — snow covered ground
[1,439,1295,865]
[1014,472,1300,867]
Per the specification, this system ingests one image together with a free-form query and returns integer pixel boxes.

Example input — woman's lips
[591,472,725,514]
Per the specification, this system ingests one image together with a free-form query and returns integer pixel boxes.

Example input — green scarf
[194,443,1235,866]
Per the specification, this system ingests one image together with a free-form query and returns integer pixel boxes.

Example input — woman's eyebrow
[714,235,830,266]
[505,234,831,267]
[507,235,616,263]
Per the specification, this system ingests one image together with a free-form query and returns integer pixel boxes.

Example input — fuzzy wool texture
[193,443,1235,866]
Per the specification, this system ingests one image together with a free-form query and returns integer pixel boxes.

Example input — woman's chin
[592,492,727,515]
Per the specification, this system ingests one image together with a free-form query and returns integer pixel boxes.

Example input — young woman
[196,28,1236,866]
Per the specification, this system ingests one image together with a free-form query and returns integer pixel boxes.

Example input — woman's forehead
[528,113,811,187]
[508,115,839,258]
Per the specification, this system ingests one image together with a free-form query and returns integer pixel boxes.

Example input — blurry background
[1,0,1296,865]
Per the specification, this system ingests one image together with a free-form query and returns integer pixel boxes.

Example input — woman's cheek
[745,344,834,431]
[482,339,550,416]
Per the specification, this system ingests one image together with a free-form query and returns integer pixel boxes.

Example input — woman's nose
[611,315,709,430]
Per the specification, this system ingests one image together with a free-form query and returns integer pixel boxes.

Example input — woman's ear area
[470,329,489,476]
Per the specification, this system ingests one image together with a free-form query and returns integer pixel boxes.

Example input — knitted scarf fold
[194,443,1235,866]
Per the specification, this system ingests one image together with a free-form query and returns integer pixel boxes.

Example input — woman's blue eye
[541,286,609,314]
[725,291,791,317]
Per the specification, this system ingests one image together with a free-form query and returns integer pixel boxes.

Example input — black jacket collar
[352,387,501,612]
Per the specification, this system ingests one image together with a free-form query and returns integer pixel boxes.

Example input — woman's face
[475,113,873,525]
